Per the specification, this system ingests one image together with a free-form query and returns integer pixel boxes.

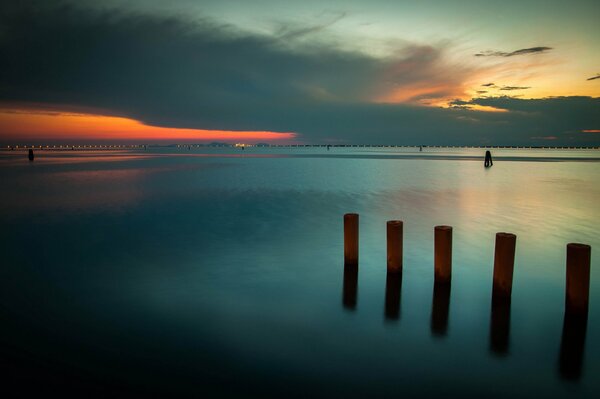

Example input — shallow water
[1,147,599,397]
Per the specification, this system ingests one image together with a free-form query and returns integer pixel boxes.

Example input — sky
[0,0,599,145]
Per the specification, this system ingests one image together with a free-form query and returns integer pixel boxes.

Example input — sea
[0,146,599,398]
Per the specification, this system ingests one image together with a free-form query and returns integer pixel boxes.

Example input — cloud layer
[499,86,531,91]
[475,47,553,57]
[0,1,598,145]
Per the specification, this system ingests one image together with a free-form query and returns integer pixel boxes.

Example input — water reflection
[0,151,157,165]
[1,147,599,396]
[342,265,358,310]
[384,272,402,321]
[430,282,451,336]
[559,311,588,381]
[489,296,511,356]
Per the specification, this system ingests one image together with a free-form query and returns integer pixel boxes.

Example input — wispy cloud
[374,44,480,104]
[587,74,600,81]
[499,86,531,91]
[274,11,347,40]
[475,46,552,57]
[481,83,496,87]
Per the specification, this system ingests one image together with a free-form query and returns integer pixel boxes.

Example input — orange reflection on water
[0,107,296,142]
[2,167,149,214]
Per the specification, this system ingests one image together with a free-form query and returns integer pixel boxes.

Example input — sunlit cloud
[0,106,296,143]
[530,136,558,140]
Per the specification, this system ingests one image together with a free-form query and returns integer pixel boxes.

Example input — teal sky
[0,0,598,144]
[79,0,600,99]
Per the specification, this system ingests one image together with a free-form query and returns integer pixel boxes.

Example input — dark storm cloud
[0,1,598,146]
[475,46,552,57]
[0,1,381,123]
[587,74,600,81]
[468,96,599,114]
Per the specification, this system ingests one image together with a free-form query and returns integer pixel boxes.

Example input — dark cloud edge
[475,46,552,57]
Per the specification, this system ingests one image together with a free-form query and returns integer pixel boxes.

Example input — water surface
[1,147,599,397]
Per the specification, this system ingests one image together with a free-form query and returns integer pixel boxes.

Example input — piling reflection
[489,296,511,356]
[342,265,358,310]
[384,272,402,321]
[559,311,588,381]
[430,282,451,336]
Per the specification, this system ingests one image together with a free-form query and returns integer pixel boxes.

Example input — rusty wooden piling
[434,225,452,284]
[344,213,359,267]
[386,220,403,273]
[559,309,588,380]
[492,232,517,299]
[384,272,402,320]
[343,265,358,310]
[490,295,511,355]
[565,243,591,315]
[431,282,451,336]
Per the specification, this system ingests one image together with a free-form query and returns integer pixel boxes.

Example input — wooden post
[343,265,358,310]
[384,272,402,320]
[490,295,511,355]
[492,232,517,299]
[431,282,451,336]
[434,225,452,284]
[386,220,403,273]
[565,243,591,315]
[344,213,359,266]
[559,309,588,380]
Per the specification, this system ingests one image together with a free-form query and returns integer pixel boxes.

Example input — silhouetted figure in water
[28,149,34,161]
[327,145,331,151]
[484,150,493,167]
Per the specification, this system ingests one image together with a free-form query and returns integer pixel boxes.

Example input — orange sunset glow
[0,107,296,143]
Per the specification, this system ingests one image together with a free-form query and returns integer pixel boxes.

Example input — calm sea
[1,147,599,398]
